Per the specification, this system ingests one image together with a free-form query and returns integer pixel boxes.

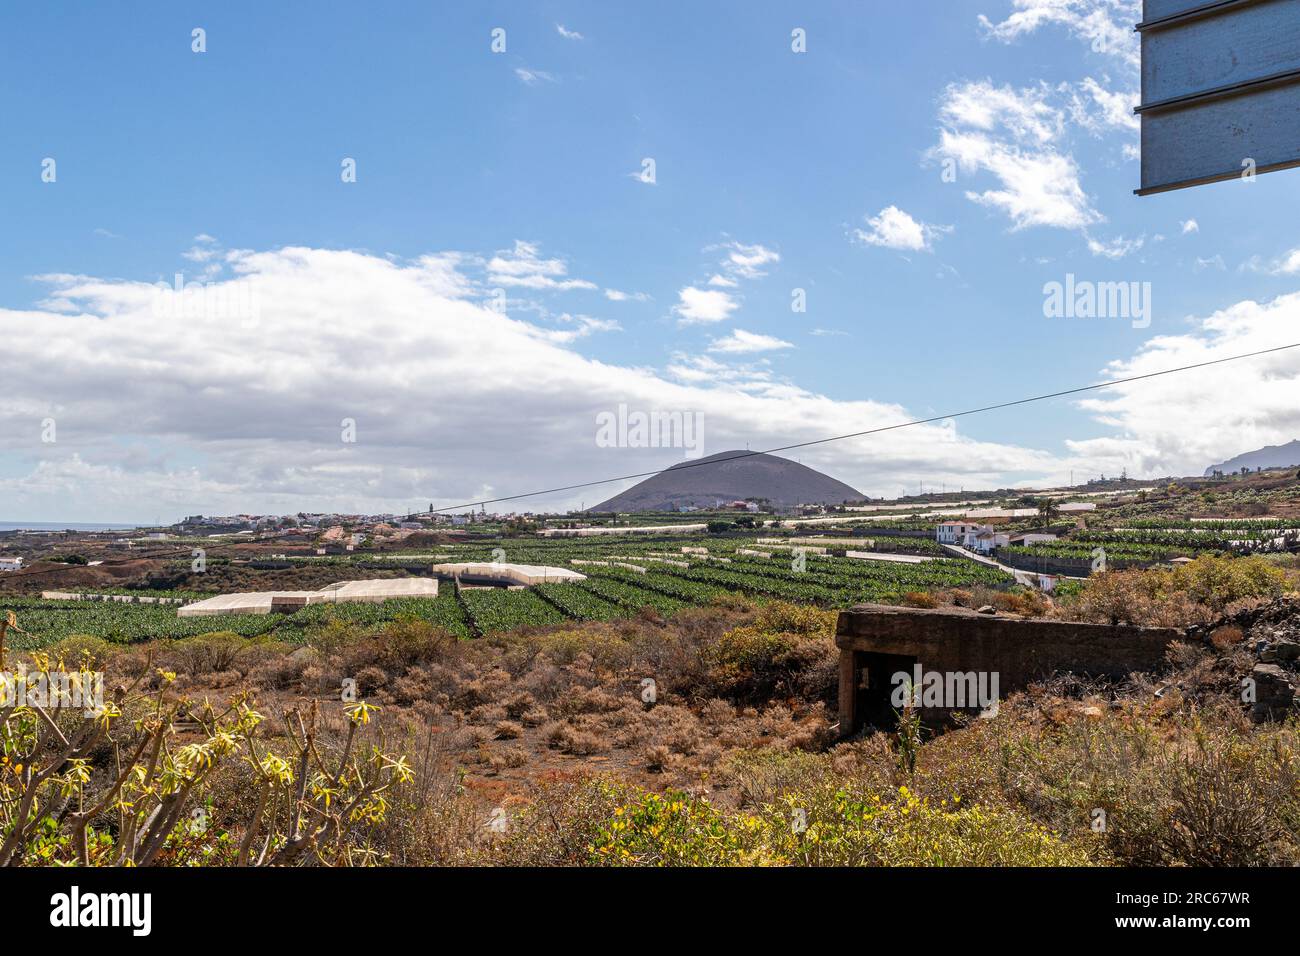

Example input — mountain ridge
[589,450,862,512]
[1205,440,1300,476]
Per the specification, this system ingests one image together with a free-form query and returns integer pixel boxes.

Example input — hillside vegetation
[4,553,1299,867]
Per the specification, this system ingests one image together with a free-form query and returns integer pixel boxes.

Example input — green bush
[582,781,1096,866]
[704,603,838,703]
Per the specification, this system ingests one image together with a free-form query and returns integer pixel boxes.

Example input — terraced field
[1,592,475,649]
[2,532,1015,649]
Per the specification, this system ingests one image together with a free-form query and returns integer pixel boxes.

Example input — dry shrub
[247,652,308,689]
[487,747,529,773]
[1063,556,1287,628]
[368,617,458,670]
[360,730,482,865]
[477,778,632,866]
[520,706,549,727]
[175,632,249,675]
[468,703,507,726]
[998,588,1051,617]
[702,603,838,704]
[906,695,1300,866]
[494,720,524,740]
[453,668,513,709]
[502,691,537,720]
[720,749,834,808]
[1209,625,1246,652]
[559,727,608,756]
[355,665,389,695]
[644,744,671,773]
[553,686,626,718]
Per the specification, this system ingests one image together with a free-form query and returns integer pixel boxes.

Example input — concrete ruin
[835,603,1180,733]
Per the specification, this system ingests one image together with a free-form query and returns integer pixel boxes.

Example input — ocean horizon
[0,521,143,533]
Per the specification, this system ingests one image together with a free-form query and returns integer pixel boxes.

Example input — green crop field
[2,532,1017,650]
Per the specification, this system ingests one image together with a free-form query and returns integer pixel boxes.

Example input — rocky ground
[1192,597,1300,721]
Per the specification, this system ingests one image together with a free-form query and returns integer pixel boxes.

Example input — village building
[934,521,982,544]
[1008,531,1058,546]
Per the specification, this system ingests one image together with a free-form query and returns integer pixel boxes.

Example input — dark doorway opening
[855,651,918,729]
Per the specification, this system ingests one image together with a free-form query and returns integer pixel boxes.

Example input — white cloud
[673,286,739,324]
[182,246,217,263]
[1272,248,1300,275]
[1085,234,1144,259]
[1067,76,1138,135]
[931,82,1104,232]
[514,67,556,86]
[708,329,795,354]
[671,241,779,324]
[940,80,1063,145]
[853,205,951,252]
[0,244,1077,518]
[603,288,649,302]
[717,241,780,279]
[556,24,584,40]
[1068,292,1300,477]
[1181,219,1199,235]
[1240,247,1300,276]
[486,240,596,291]
[938,131,1100,232]
[979,0,1140,71]
[934,3,1142,242]
[533,313,621,343]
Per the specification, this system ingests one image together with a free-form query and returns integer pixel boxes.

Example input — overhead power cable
[427,341,1300,514]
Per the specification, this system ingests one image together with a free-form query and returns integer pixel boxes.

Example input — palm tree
[1037,498,1060,528]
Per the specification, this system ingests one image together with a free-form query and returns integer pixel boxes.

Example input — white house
[966,529,1010,555]
[935,521,983,544]
[0,556,23,572]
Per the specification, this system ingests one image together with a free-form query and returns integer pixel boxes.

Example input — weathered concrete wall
[835,603,1181,733]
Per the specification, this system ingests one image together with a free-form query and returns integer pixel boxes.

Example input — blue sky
[4,0,1300,521]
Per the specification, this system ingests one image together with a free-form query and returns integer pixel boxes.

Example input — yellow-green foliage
[766,785,1095,867]
[747,601,838,637]
[1065,554,1287,626]
[1170,554,1287,610]
[585,782,1094,867]
[1,638,412,867]
[589,789,775,866]
[706,602,838,701]
[903,701,1300,866]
